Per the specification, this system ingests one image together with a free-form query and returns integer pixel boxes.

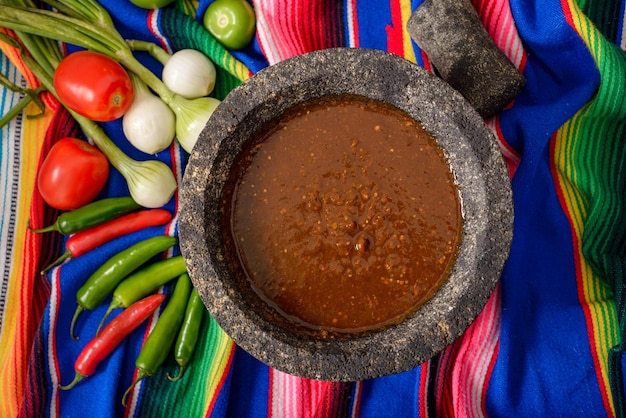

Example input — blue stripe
[487,0,606,414]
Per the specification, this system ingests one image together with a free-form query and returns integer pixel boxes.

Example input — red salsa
[222,95,462,338]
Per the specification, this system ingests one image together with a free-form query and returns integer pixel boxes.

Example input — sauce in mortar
[222,95,462,338]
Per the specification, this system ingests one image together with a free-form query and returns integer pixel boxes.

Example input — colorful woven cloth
[1,0,626,416]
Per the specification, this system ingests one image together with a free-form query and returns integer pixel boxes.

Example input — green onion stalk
[0,0,220,153]
[0,2,177,208]
[0,35,46,129]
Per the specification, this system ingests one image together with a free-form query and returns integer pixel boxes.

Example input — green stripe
[579,0,622,43]
[564,10,626,414]
[161,6,247,100]
[136,311,231,417]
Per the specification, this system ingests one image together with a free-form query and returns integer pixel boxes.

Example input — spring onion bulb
[169,95,221,153]
[162,49,217,99]
[122,75,175,154]
[120,158,178,208]
[8,36,178,209]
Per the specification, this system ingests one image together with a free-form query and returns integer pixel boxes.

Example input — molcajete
[179,47,513,381]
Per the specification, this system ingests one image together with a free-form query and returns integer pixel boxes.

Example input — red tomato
[53,51,134,122]
[38,138,110,210]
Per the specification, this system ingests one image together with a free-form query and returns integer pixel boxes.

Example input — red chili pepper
[59,293,165,390]
[41,209,172,275]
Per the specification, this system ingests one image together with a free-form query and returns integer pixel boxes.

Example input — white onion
[162,49,217,99]
[122,75,176,154]
[169,95,221,153]
[123,159,177,208]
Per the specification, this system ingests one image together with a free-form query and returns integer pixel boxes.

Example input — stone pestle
[406,0,526,118]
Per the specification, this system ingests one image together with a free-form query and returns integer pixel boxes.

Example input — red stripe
[307,0,318,52]
[470,0,486,22]
[385,0,405,56]
[420,49,433,72]
[168,144,182,227]
[51,268,62,416]
[123,295,163,417]
[315,0,325,50]
[146,9,171,52]
[438,341,463,416]
[560,0,576,28]
[549,132,615,416]
[351,381,362,417]
[433,348,450,414]
[286,0,302,57]
[267,368,274,417]
[418,361,430,416]
[324,0,333,48]
[481,338,500,416]
[489,0,502,32]
[494,118,521,177]
[491,4,506,42]
[206,343,236,416]
[350,0,359,48]
[328,0,338,47]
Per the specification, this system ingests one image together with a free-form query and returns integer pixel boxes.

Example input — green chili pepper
[167,288,205,381]
[96,255,187,334]
[30,196,141,234]
[122,273,192,407]
[69,235,178,340]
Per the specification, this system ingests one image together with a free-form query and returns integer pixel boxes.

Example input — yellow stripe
[231,58,251,82]
[554,116,618,414]
[553,1,621,414]
[0,101,51,417]
[202,322,235,413]
[400,0,417,63]
[177,0,199,19]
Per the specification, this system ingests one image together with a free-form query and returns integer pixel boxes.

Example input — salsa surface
[223,95,462,336]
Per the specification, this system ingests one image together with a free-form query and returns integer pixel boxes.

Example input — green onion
[1,0,222,153]
[122,73,176,155]
[0,0,177,208]
[20,46,177,208]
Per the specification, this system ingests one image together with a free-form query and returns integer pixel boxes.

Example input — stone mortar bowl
[179,47,513,381]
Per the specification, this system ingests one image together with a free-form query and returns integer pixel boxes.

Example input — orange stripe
[0,104,52,417]
[554,0,620,414]
[204,333,236,415]
[0,30,64,415]
[418,361,430,416]
[551,128,616,417]
[386,0,416,62]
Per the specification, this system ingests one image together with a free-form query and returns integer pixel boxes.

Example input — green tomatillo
[129,0,176,10]
[203,0,256,50]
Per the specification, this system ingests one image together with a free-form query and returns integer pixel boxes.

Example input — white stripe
[126,289,164,414]
[167,144,185,238]
[501,12,524,68]
[452,282,501,417]
[620,9,626,51]
[0,54,22,327]
[47,268,61,418]
[345,0,358,48]
[350,381,361,418]
[485,118,521,170]
[149,9,173,54]
[253,0,284,65]
[271,368,279,417]
[470,285,501,416]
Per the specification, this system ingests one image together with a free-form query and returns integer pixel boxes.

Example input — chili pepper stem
[70,305,85,340]
[59,372,85,390]
[95,305,116,336]
[166,365,185,382]
[121,371,148,407]
[29,222,62,234]
[40,251,72,275]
